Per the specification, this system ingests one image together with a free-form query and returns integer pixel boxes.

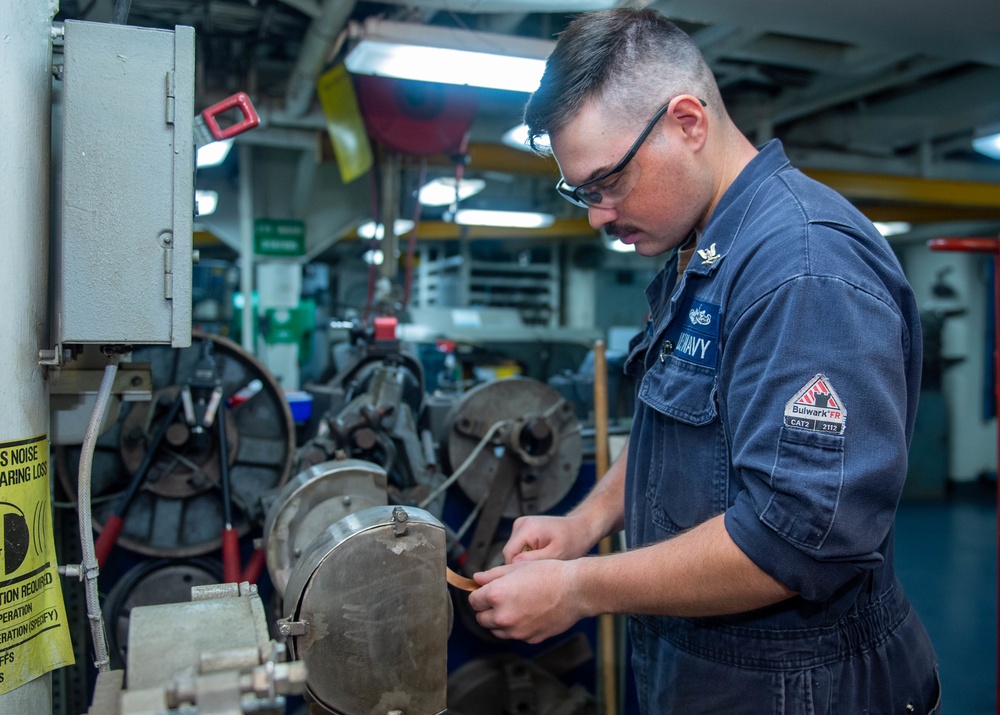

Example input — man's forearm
[567,442,628,546]
[572,513,796,619]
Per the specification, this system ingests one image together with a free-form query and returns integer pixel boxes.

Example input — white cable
[417,418,512,510]
[77,354,119,673]
[417,399,568,510]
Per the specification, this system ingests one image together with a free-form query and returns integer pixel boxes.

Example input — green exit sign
[254,219,305,257]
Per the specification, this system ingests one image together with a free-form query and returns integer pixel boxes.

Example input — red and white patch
[783,374,846,435]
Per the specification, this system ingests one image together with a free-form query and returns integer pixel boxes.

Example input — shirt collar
[685,139,792,277]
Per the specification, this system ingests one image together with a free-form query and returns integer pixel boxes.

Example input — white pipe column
[239,143,256,353]
[0,0,57,711]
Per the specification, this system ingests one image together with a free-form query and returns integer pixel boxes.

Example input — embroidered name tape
[662,298,720,368]
[783,374,846,435]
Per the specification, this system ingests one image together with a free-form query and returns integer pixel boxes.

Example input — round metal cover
[284,506,449,715]
[263,458,387,597]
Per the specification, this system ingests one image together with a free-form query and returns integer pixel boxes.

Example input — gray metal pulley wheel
[262,458,388,598]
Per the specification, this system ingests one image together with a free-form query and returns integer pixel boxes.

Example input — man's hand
[468,559,585,643]
[502,513,601,564]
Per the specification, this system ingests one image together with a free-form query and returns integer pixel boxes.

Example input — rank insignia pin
[697,243,722,266]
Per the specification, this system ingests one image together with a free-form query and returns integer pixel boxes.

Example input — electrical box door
[58,19,194,347]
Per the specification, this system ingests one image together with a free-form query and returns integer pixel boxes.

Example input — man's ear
[671,95,708,150]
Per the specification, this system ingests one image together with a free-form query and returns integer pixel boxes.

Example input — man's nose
[587,204,617,231]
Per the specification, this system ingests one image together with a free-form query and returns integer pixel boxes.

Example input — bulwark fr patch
[783,374,846,435]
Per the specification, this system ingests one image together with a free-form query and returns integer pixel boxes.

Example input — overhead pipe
[284,0,357,117]
[375,0,625,12]
[283,0,637,118]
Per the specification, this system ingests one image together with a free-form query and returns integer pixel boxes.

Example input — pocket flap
[638,357,717,426]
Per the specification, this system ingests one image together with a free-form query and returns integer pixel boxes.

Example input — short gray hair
[524,8,720,152]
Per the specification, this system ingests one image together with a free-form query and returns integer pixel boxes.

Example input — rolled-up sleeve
[722,272,912,601]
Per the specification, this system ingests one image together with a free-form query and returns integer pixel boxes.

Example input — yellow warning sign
[0,435,74,695]
[317,63,373,184]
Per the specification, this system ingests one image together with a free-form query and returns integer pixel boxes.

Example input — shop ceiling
[60,0,1000,241]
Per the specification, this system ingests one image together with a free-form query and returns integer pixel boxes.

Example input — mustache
[604,223,640,238]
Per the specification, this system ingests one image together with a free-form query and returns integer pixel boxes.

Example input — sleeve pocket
[760,427,844,550]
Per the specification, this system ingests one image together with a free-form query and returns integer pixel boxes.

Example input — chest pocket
[635,354,729,537]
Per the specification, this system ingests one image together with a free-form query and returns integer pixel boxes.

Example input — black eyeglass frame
[555,96,707,209]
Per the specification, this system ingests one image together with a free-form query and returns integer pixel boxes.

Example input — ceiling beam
[804,169,1000,208]
[344,217,596,242]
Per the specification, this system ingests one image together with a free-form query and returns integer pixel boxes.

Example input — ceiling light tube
[973,132,1000,160]
[197,139,233,168]
[345,19,553,94]
[419,177,487,206]
[357,219,415,239]
[873,221,912,237]
[195,190,219,216]
[453,209,554,228]
[502,123,550,153]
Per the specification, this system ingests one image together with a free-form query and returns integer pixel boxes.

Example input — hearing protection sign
[0,435,74,695]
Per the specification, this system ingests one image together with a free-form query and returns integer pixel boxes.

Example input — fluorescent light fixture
[418,177,487,206]
[873,221,911,237]
[197,139,233,168]
[357,219,415,240]
[195,190,218,216]
[973,131,1000,160]
[607,238,635,253]
[502,123,550,153]
[363,249,384,265]
[345,18,553,94]
[453,209,554,229]
[601,229,634,253]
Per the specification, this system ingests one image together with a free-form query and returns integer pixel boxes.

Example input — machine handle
[222,528,242,584]
[95,515,125,568]
[241,549,267,585]
[201,92,260,141]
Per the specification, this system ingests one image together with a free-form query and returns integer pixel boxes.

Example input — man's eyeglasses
[555,96,707,209]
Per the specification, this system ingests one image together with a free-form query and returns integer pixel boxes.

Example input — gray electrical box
[57,20,194,348]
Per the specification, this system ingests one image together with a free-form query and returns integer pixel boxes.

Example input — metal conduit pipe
[284,0,357,118]
[77,356,120,673]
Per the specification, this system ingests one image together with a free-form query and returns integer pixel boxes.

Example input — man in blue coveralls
[467,8,940,714]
